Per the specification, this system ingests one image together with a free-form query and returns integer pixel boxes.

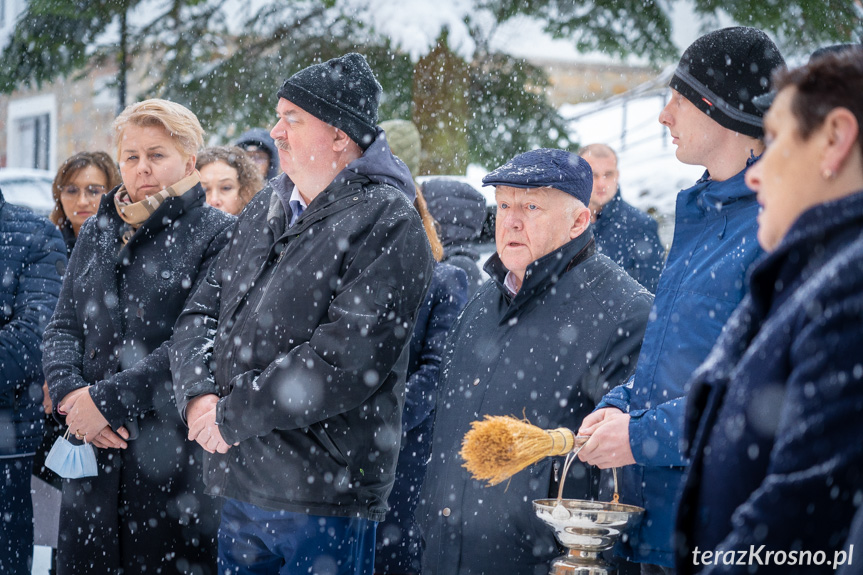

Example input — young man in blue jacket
[577,27,785,574]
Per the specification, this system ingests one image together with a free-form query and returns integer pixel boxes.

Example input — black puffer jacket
[0,190,66,457]
[171,134,434,521]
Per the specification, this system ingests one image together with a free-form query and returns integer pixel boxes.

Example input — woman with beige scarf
[43,99,234,575]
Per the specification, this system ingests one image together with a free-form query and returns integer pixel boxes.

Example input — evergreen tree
[2,0,859,171]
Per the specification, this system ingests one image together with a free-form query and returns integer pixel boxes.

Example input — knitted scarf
[114,173,199,244]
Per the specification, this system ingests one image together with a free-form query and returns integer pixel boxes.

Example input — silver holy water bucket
[533,498,645,575]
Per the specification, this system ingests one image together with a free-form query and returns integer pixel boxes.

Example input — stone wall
[535,58,658,107]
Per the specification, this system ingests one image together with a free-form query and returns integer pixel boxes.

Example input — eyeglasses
[61,185,107,198]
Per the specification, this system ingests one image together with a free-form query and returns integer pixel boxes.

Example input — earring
[822,168,835,180]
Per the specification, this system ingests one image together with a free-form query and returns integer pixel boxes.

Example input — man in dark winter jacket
[418,149,653,575]
[171,53,434,574]
[0,188,66,573]
[233,127,280,180]
[579,143,665,292]
[422,178,488,296]
[577,27,785,574]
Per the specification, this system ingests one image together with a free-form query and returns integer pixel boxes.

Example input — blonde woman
[43,99,234,575]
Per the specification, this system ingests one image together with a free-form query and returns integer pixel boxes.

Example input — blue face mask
[45,429,98,479]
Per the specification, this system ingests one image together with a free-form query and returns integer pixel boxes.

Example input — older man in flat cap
[417,149,653,574]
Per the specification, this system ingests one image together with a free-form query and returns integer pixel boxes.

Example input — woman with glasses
[43,99,234,575]
[50,151,121,254]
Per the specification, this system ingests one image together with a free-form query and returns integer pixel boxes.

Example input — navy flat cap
[482,148,593,206]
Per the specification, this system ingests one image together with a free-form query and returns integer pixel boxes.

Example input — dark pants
[1,455,34,574]
[218,498,377,575]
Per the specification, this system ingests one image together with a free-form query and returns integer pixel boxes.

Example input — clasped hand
[58,387,129,449]
[186,394,237,454]
[576,407,636,468]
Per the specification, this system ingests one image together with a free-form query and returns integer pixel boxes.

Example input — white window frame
[7,93,57,172]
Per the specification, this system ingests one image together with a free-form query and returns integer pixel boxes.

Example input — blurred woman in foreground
[43,99,234,574]
[675,50,863,574]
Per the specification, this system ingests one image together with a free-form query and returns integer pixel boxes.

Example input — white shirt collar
[289,185,308,210]
[503,271,520,296]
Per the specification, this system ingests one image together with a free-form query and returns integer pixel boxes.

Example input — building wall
[534,58,658,107]
[1,69,119,170]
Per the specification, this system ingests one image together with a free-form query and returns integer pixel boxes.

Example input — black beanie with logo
[670,27,785,138]
[277,53,381,150]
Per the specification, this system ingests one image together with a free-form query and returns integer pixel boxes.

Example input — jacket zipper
[252,246,287,315]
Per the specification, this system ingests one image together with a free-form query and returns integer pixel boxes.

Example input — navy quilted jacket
[0,188,66,456]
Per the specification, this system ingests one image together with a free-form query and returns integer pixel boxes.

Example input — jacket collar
[485,226,596,314]
[594,188,623,228]
[749,189,863,315]
[267,170,366,240]
[97,182,207,260]
[684,154,759,216]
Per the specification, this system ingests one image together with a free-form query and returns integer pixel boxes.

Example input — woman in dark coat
[676,51,863,574]
[37,151,122,478]
[33,150,122,574]
[43,99,234,575]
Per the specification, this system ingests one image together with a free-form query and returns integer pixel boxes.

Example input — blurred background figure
[579,143,664,292]
[43,99,233,575]
[232,128,280,181]
[676,49,863,575]
[377,119,469,575]
[0,185,66,574]
[381,119,487,297]
[49,151,121,255]
[197,146,263,215]
[421,178,487,297]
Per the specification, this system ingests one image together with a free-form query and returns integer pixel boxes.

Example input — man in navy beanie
[577,27,785,575]
[418,149,653,574]
[171,53,433,574]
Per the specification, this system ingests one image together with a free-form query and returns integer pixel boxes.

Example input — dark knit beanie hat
[670,27,785,138]
[277,53,381,150]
